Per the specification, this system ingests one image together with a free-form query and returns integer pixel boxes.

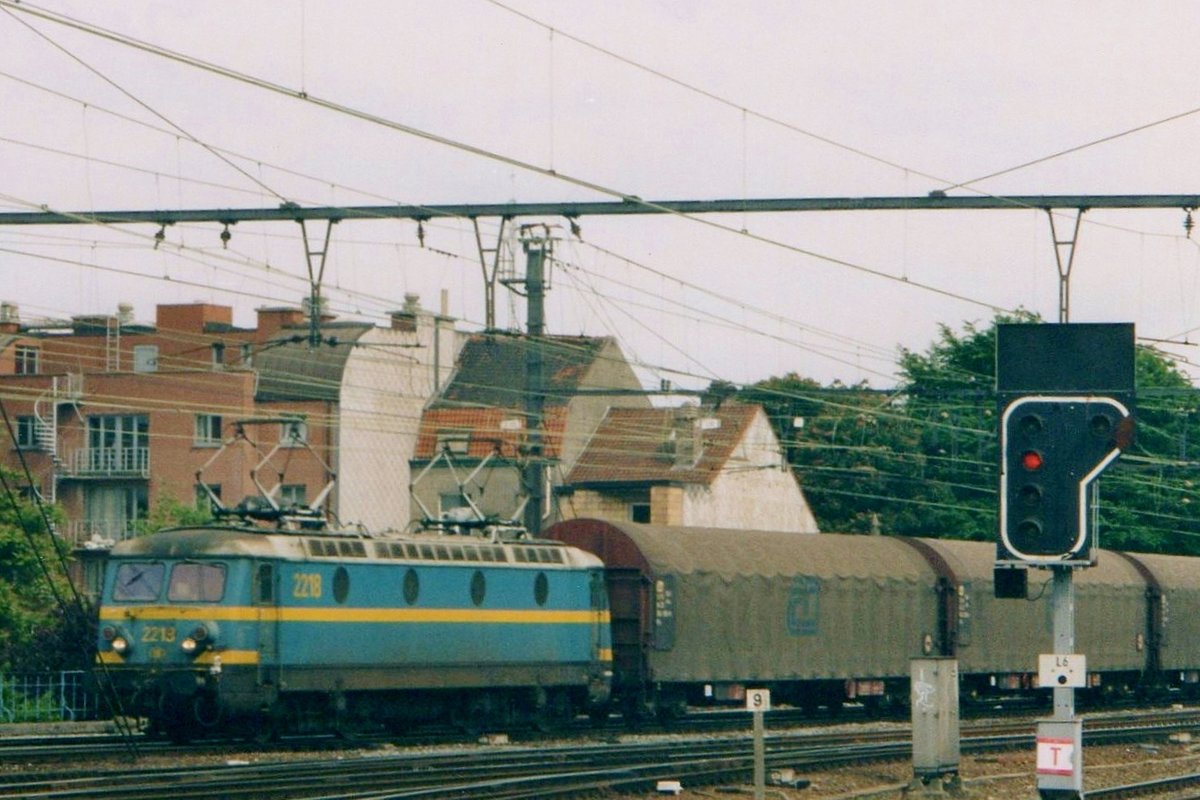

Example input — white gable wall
[337,319,460,530]
[677,409,820,533]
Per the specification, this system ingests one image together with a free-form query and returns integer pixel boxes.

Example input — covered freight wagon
[548,519,1168,717]
[546,519,946,716]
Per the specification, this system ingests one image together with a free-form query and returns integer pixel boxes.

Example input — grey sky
[3,1,1200,389]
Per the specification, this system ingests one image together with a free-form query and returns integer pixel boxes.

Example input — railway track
[5,708,1200,799]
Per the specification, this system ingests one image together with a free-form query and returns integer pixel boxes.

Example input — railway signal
[999,395,1132,562]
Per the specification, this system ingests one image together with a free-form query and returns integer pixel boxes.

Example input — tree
[737,314,1200,554]
[736,374,929,534]
[0,471,82,671]
[133,493,213,536]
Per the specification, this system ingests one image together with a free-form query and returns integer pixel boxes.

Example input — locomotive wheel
[588,703,612,726]
[451,696,489,736]
[534,689,572,733]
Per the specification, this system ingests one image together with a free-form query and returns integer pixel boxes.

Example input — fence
[0,671,98,723]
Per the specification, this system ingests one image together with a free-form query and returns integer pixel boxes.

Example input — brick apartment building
[0,295,458,542]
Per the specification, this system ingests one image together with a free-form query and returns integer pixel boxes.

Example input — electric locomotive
[95,521,612,740]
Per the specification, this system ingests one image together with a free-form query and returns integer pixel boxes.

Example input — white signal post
[746,689,770,800]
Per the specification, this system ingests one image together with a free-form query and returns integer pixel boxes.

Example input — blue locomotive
[95,523,612,740]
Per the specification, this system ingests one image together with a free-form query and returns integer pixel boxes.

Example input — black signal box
[997,322,1134,405]
[995,323,1135,566]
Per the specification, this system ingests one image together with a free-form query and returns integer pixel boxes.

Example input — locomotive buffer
[996,323,1135,800]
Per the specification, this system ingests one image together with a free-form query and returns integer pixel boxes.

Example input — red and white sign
[1036,736,1075,776]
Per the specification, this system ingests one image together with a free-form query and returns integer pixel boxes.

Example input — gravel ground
[600,743,1200,799]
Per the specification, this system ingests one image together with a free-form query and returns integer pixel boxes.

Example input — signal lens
[1017,519,1043,540]
[1020,450,1043,471]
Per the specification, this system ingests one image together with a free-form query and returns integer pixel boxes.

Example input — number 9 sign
[745,688,771,712]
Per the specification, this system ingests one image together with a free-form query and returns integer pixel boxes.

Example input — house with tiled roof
[558,400,820,532]
[410,333,649,527]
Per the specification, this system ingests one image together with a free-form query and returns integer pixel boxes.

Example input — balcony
[61,448,149,479]
[59,519,137,546]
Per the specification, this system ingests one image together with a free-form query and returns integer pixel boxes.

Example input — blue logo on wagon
[787,576,820,636]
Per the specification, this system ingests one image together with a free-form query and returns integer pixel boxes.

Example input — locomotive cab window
[167,562,226,602]
[112,562,165,601]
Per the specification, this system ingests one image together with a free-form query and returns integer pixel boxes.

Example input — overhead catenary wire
[0,0,1011,316]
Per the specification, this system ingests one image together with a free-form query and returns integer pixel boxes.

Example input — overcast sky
[3,1,1200,390]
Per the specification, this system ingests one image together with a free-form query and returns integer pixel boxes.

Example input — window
[470,570,486,606]
[439,492,471,520]
[403,568,419,604]
[194,414,222,446]
[332,566,350,604]
[167,562,226,602]
[281,419,307,447]
[112,562,165,602]
[14,416,37,449]
[87,415,149,473]
[132,345,158,373]
[211,342,226,368]
[240,342,253,366]
[196,483,221,511]
[630,503,651,523]
[14,346,39,375]
[280,484,306,508]
[85,483,148,538]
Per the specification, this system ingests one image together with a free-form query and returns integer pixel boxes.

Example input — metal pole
[1051,566,1075,720]
[753,709,765,800]
[521,228,547,535]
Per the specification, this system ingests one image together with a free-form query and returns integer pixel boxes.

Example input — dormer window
[436,429,471,455]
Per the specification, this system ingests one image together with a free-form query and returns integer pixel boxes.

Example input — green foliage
[0,471,79,672]
[132,493,213,536]
[737,314,1200,555]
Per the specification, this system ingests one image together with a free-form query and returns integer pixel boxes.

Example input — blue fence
[0,671,98,723]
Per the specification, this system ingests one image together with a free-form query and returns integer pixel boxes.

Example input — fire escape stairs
[31,374,83,505]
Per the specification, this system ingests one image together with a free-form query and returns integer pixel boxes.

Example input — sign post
[746,688,770,800]
[995,323,1135,800]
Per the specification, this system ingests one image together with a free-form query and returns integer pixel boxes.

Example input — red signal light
[1021,450,1044,471]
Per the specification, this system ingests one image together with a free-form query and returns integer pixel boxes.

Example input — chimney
[670,406,700,468]
[156,303,233,332]
[256,306,307,340]
[0,302,18,334]
[390,293,422,332]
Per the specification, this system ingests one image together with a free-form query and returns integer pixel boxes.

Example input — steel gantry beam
[1,194,1199,226]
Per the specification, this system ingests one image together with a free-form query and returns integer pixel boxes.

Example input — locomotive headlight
[181,624,213,656]
[110,635,130,655]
